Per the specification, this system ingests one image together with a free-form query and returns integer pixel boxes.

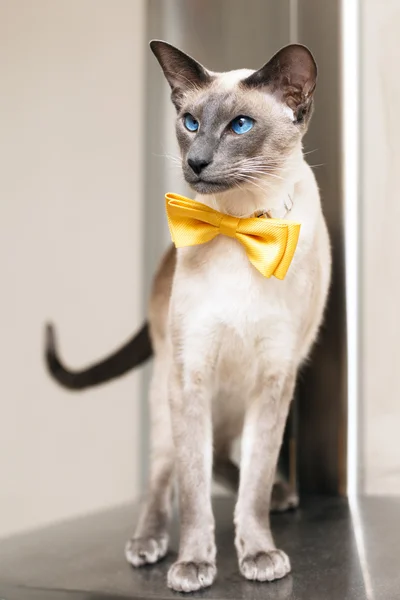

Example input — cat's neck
[195,148,304,219]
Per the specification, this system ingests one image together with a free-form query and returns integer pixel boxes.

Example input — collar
[254,194,294,220]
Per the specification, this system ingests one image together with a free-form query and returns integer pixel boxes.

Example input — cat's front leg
[234,368,296,582]
[167,355,216,592]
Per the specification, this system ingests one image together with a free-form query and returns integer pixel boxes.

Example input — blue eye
[183,113,199,132]
[231,116,254,134]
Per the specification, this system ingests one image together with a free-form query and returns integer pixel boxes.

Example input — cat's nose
[187,158,210,176]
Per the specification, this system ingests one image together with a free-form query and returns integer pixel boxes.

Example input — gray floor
[0,496,399,600]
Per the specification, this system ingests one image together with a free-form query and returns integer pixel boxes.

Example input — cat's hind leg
[213,455,299,512]
[125,354,174,567]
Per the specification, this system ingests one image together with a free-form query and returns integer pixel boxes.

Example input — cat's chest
[173,236,304,332]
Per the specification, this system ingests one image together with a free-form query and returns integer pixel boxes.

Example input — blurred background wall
[0,0,145,537]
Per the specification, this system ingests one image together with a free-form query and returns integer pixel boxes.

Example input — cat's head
[150,41,317,196]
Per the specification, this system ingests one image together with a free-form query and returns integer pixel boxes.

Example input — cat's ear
[150,40,211,109]
[242,44,317,124]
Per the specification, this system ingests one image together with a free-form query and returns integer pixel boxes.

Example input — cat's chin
[187,179,232,195]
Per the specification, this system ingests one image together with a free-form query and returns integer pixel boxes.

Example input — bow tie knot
[219,214,240,238]
[165,193,301,280]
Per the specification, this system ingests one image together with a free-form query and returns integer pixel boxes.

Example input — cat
[45,40,331,592]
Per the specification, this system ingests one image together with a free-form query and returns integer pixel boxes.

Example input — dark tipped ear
[242,44,317,124]
[150,40,211,109]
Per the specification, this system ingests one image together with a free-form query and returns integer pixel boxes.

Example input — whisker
[153,152,182,164]
[238,175,274,193]
[238,164,283,172]
[215,164,284,179]
[240,169,284,181]
[217,166,284,183]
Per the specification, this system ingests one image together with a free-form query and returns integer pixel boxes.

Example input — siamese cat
[45,41,331,592]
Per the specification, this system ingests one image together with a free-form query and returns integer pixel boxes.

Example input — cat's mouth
[187,177,233,194]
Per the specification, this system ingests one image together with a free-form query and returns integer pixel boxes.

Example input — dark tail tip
[45,322,56,355]
[44,322,85,390]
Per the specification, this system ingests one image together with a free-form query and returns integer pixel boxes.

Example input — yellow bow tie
[165,193,301,279]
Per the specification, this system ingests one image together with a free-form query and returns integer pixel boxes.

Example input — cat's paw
[167,560,216,592]
[270,481,299,513]
[125,535,168,567]
[239,549,291,582]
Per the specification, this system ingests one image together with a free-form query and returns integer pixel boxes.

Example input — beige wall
[362,0,400,494]
[0,0,145,536]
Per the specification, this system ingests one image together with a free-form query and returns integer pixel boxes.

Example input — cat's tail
[44,322,153,390]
